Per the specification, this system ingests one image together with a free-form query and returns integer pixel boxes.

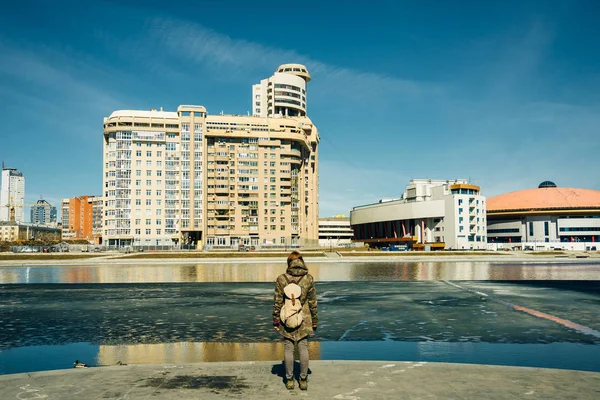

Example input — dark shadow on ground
[271,361,312,383]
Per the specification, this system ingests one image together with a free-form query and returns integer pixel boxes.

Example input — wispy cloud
[137,18,444,100]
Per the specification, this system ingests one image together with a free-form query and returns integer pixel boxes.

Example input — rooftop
[488,185,600,212]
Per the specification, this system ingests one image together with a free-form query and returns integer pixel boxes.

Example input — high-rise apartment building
[102,64,319,248]
[30,199,57,226]
[61,195,103,243]
[0,166,25,222]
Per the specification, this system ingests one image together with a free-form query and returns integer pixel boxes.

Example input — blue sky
[1,0,599,220]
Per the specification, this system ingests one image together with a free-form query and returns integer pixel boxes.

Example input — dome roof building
[486,182,600,248]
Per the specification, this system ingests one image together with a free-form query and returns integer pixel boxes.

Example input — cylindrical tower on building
[252,64,310,118]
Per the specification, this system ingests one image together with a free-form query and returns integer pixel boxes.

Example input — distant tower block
[0,167,25,222]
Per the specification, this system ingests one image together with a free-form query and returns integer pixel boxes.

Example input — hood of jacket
[286,258,308,277]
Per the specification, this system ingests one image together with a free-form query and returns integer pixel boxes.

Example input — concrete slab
[1,361,599,399]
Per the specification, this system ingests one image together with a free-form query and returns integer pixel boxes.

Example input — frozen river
[1,261,599,374]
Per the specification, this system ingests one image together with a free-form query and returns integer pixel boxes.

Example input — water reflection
[2,341,599,375]
[98,342,321,365]
[1,261,599,284]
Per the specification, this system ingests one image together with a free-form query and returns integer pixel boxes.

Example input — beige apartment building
[102,64,319,249]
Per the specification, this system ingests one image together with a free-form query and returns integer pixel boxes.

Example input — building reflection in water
[97,341,321,365]
[1,261,599,284]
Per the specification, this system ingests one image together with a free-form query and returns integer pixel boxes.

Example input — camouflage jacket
[273,260,318,341]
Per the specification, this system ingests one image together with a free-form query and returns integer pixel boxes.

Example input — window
[136,189,141,196]
[145,229,151,235]
[146,190,152,196]
[544,221,549,236]
[146,151,152,157]
[146,180,152,186]
[529,222,534,236]
[136,150,142,157]
[146,219,151,225]
[146,199,152,206]
[135,199,141,205]
[136,170,141,176]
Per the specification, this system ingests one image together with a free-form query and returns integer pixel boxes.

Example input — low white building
[487,181,600,250]
[318,216,354,247]
[350,179,487,250]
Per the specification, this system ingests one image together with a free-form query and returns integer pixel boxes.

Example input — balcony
[214,154,229,162]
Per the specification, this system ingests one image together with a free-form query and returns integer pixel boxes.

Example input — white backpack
[280,275,304,329]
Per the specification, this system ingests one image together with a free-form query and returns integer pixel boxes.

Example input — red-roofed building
[486,181,600,247]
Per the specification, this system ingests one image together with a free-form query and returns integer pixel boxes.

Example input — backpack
[280,275,305,329]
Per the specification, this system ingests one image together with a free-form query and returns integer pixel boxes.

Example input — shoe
[285,379,295,390]
[299,378,308,390]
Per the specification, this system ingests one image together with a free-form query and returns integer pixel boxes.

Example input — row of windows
[451,189,479,195]
[559,227,600,232]
[488,228,520,234]
[274,98,302,106]
[274,83,302,92]
[134,228,164,235]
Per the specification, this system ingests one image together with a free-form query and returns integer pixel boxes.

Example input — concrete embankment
[1,361,599,399]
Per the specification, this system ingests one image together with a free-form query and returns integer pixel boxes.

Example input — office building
[102,64,319,248]
[318,215,354,247]
[0,166,25,222]
[61,195,103,244]
[350,179,487,250]
[30,199,57,226]
[487,181,600,247]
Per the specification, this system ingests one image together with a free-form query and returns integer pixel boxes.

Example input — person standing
[273,251,318,390]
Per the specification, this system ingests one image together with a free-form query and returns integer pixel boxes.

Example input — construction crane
[3,197,38,222]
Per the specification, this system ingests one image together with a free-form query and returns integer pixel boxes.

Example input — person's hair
[287,250,304,268]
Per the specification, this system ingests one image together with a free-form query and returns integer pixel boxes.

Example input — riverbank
[0,250,599,266]
[1,361,598,399]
